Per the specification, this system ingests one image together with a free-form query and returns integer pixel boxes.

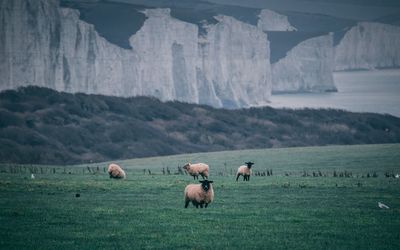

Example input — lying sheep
[182,163,209,180]
[107,163,126,179]
[184,180,214,208]
[236,161,254,181]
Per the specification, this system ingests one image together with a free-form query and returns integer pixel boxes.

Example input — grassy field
[1,144,400,249]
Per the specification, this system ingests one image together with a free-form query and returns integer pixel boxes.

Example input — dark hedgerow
[0,86,400,164]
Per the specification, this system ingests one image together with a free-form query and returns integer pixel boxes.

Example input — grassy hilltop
[1,144,400,249]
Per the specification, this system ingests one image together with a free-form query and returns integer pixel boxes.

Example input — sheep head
[182,163,191,170]
[199,180,213,192]
[245,162,254,168]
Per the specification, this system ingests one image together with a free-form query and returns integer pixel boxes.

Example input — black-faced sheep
[236,162,254,181]
[184,180,214,208]
[182,163,209,180]
[107,163,126,179]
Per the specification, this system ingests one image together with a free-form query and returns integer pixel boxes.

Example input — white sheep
[184,180,214,208]
[182,163,209,180]
[107,163,126,179]
[236,162,254,181]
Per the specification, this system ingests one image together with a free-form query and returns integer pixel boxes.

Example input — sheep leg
[247,175,250,181]
[236,174,241,181]
[184,200,190,208]
[205,203,209,208]
[199,203,203,208]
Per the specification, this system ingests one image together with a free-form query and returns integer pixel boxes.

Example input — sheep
[236,161,254,181]
[107,163,126,179]
[184,180,214,208]
[182,162,209,180]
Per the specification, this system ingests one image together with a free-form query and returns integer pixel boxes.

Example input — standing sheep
[184,180,214,208]
[107,163,126,179]
[182,163,209,180]
[236,162,254,181]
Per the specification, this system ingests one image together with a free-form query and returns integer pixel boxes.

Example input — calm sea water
[269,69,400,117]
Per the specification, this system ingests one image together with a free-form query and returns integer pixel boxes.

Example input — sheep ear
[199,180,204,183]
[208,181,213,183]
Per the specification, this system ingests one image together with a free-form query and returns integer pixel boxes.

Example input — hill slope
[1,144,400,249]
[0,87,399,164]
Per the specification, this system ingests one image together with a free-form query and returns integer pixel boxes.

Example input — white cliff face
[257,9,296,32]
[129,9,199,102]
[335,22,400,71]
[3,1,399,107]
[199,15,271,108]
[0,0,61,90]
[0,0,137,96]
[57,8,138,96]
[272,34,336,93]
[0,0,273,108]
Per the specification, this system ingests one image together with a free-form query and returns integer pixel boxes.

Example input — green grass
[1,144,400,249]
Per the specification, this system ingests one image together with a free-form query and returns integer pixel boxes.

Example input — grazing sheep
[182,163,209,180]
[107,163,126,179]
[184,180,214,208]
[236,162,254,181]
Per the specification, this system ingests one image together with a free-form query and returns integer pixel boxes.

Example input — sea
[269,69,400,118]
